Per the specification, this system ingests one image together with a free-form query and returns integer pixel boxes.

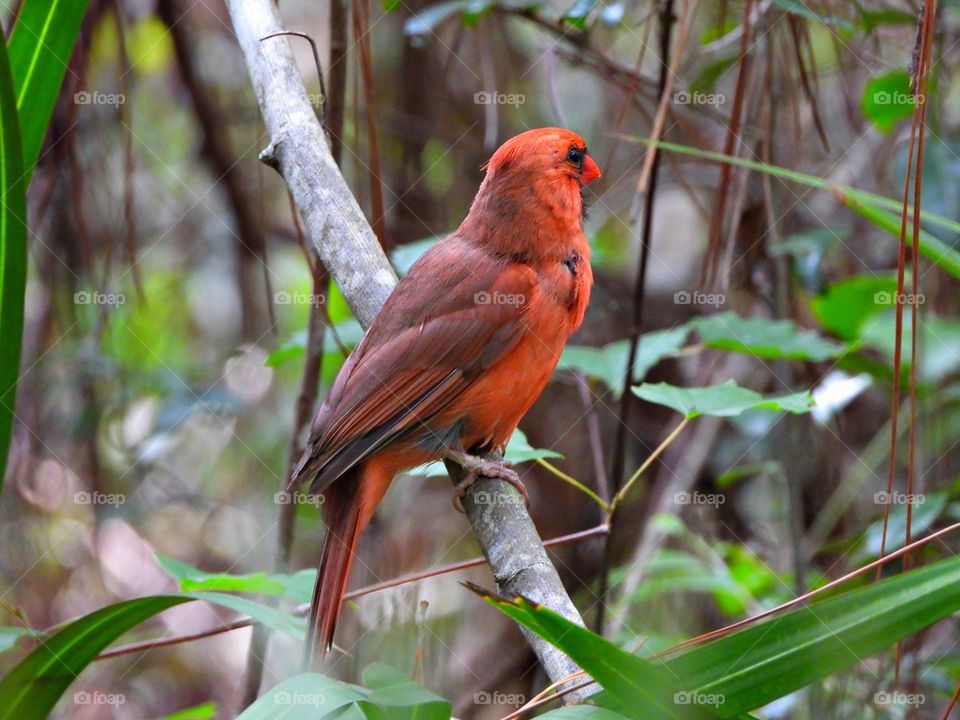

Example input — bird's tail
[304,476,363,669]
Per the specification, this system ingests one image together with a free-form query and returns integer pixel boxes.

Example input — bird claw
[448,455,529,513]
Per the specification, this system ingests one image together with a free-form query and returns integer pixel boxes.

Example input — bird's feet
[445,452,529,512]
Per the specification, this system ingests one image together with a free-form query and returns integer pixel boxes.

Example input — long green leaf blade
[0,30,26,499]
[0,596,190,720]
[667,555,960,716]
[8,0,89,175]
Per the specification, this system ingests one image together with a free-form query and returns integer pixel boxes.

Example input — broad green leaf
[0,596,190,720]
[810,275,897,341]
[505,427,563,462]
[860,71,920,133]
[539,708,632,720]
[238,673,369,720]
[666,555,960,716]
[157,555,287,595]
[363,662,451,720]
[0,36,26,498]
[633,381,814,418]
[691,312,846,362]
[557,326,691,395]
[238,668,451,720]
[475,591,722,719]
[183,592,305,640]
[8,0,89,175]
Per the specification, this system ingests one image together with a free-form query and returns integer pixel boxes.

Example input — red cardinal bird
[290,127,601,665]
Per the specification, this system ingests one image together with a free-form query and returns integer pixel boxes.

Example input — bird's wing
[291,239,538,492]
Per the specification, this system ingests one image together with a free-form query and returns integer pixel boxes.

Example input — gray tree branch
[226,0,594,701]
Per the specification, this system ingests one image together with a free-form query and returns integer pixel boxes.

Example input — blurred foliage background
[1,0,960,717]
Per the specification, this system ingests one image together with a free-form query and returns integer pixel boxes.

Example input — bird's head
[484,127,602,190]
[462,128,602,249]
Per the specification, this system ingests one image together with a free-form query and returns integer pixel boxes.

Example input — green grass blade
[8,0,89,176]
[628,137,960,277]
[0,33,27,499]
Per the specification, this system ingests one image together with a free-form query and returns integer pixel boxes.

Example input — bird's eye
[567,146,584,168]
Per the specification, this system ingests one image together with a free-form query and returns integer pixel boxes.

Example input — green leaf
[861,70,920,133]
[157,555,287,595]
[625,138,960,279]
[8,0,89,176]
[238,668,451,720]
[363,663,451,720]
[666,555,960,716]
[557,326,690,395]
[810,275,897,341]
[473,590,722,719]
[840,193,960,280]
[181,592,304,641]
[480,556,960,718]
[539,708,633,720]
[238,673,369,719]
[0,36,26,499]
[505,427,563,462]
[691,312,846,362]
[406,427,560,476]
[0,596,191,720]
[633,381,814,418]
[155,702,218,720]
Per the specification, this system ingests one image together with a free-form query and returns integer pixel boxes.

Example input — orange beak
[580,154,602,186]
